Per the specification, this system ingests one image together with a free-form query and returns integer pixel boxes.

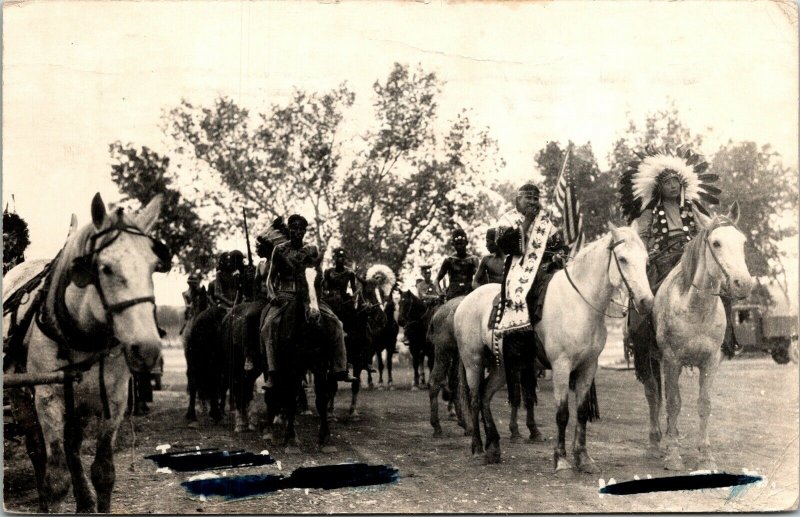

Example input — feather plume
[366,264,396,297]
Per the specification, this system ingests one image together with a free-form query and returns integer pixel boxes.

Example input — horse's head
[687,202,754,300]
[608,222,654,314]
[397,288,420,327]
[64,193,169,372]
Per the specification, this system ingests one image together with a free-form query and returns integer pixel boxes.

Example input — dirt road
[4,347,798,513]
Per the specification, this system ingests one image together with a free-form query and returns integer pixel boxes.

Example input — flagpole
[549,143,572,215]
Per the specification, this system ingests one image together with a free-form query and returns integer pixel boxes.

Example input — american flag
[554,145,585,254]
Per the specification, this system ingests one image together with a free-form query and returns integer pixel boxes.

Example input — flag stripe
[554,147,585,255]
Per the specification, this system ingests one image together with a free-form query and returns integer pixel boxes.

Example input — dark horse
[398,289,436,389]
[182,251,242,426]
[367,289,400,389]
[330,264,397,417]
[261,258,338,452]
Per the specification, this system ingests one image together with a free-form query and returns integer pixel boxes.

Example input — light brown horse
[4,194,167,513]
[640,202,753,471]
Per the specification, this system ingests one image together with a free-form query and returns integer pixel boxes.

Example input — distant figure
[472,227,506,289]
[436,229,480,301]
[3,209,30,275]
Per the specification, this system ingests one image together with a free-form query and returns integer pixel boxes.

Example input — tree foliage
[711,141,797,282]
[164,85,355,250]
[339,63,506,274]
[534,141,615,241]
[109,142,220,274]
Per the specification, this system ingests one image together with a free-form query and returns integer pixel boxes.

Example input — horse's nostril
[131,345,140,355]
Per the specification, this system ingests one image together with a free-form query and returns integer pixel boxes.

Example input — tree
[339,63,506,274]
[534,141,615,241]
[711,141,798,285]
[109,142,221,275]
[164,85,355,250]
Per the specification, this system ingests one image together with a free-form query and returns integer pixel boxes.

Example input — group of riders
[178,145,737,396]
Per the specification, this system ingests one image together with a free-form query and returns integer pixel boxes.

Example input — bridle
[691,219,740,298]
[563,237,641,319]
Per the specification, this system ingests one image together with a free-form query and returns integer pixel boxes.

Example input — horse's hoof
[696,458,717,471]
[645,446,662,459]
[247,423,258,432]
[432,427,443,438]
[388,384,395,391]
[554,466,574,479]
[320,445,338,454]
[187,421,199,429]
[664,452,684,471]
[577,457,600,474]
[528,430,545,443]
[327,414,338,423]
[484,443,501,464]
[509,433,522,444]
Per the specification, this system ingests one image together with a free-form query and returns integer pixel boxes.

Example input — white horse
[455,224,653,475]
[4,194,167,512]
[641,202,753,471]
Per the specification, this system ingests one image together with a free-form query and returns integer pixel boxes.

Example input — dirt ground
[4,344,798,514]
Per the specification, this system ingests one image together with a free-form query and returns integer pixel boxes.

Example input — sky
[3,0,798,305]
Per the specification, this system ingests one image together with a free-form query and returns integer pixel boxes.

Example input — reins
[690,221,736,298]
[562,238,638,319]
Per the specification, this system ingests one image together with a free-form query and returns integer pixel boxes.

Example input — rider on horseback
[322,247,359,335]
[415,265,440,306]
[495,182,569,397]
[436,228,480,301]
[472,227,506,289]
[182,273,206,322]
[262,214,356,388]
[620,145,738,363]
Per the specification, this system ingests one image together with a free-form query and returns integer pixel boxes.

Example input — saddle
[3,263,53,371]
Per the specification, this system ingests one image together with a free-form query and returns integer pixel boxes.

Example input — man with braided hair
[261,214,356,388]
[436,229,480,301]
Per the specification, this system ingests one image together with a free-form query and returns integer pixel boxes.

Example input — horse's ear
[628,218,640,235]
[727,201,740,225]
[606,221,618,232]
[91,193,107,230]
[67,214,78,238]
[135,194,164,233]
[694,207,713,229]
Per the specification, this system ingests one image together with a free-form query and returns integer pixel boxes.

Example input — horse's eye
[101,265,113,276]
[618,257,628,265]
[712,241,721,248]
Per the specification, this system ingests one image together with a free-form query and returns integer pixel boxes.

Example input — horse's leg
[411,346,421,389]
[508,368,522,442]
[663,360,685,471]
[284,377,301,453]
[428,346,449,437]
[696,361,719,470]
[33,384,72,512]
[422,348,433,387]
[464,354,484,456]
[551,359,574,477]
[521,365,543,442]
[387,347,394,388]
[349,365,362,419]
[481,365,506,465]
[91,428,116,513]
[643,370,663,458]
[186,374,198,423]
[262,386,277,443]
[24,423,49,512]
[64,414,95,512]
[571,364,600,474]
[316,372,335,452]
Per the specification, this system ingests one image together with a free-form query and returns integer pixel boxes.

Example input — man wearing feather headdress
[436,228,480,301]
[620,145,739,358]
[261,214,355,388]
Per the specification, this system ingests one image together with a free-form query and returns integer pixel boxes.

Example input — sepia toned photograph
[2,0,798,513]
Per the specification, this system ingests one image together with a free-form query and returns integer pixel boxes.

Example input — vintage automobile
[732,282,798,364]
